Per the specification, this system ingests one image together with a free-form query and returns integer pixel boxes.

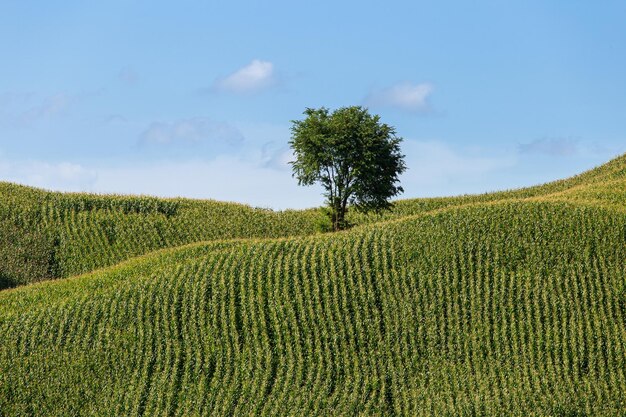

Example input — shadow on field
[0,272,17,291]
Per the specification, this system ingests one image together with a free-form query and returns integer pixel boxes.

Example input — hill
[0,154,625,415]
[348,152,626,224]
[3,154,625,290]
[0,184,327,289]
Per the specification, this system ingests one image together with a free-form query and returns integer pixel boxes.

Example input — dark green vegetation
[290,106,406,231]
[1,154,626,416]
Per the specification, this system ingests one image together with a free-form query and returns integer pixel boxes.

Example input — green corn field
[0,184,328,289]
[0,154,625,416]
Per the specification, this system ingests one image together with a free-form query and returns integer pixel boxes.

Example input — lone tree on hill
[289,106,406,231]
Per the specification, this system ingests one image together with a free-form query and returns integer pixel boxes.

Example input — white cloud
[213,60,276,94]
[260,146,294,171]
[139,118,244,145]
[233,123,294,170]
[0,159,97,190]
[366,82,434,112]
[518,138,579,156]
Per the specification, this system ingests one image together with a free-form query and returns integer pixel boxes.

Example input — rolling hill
[0,154,625,416]
[0,183,327,289]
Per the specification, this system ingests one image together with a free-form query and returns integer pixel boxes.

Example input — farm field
[0,183,326,289]
[0,154,625,416]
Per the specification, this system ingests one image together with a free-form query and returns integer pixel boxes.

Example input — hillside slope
[1,154,625,416]
[3,154,625,290]
[0,184,326,289]
[348,152,626,224]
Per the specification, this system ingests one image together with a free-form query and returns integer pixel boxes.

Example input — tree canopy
[289,106,406,231]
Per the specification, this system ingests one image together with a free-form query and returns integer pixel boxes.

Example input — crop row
[0,184,327,289]
[0,201,625,415]
[2,153,625,290]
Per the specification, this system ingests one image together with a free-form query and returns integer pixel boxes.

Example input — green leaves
[290,106,406,230]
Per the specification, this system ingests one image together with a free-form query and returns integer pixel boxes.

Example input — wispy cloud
[0,157,97,190]
[0,155,321,210]
[139,118,244,145]
[518,138,579,156]
[404,140,512,182]
[118,67,139,85]
[399,139,516,197]
[0,92,34,108]
[17,93,73,125]
[260,145,293,171]
[86,157,322,209]
[213,59,276,94]
[0,91,100,127]
[365,82,434,112]
[105,114,128,125]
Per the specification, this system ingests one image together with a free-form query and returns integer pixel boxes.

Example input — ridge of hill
[349,152,626,223]
[2,153,625,290]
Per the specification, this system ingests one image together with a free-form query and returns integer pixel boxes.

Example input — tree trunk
[331,196,343,232]
[336,207,345,231]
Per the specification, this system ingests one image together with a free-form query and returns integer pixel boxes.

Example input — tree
[289,106,406,231]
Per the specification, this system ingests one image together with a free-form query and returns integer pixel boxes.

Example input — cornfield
[0,154,625,416]
[0,184,327,289]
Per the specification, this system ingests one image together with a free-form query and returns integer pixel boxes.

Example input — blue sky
[1,1,625,209]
